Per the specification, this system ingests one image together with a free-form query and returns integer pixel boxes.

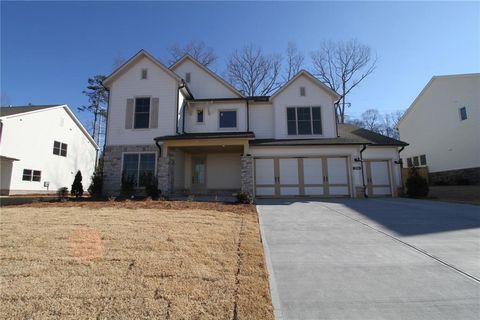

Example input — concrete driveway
[257,198,480,320]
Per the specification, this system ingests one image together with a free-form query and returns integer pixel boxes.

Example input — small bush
[57,187,69,201]
[121,171,135,198]
[237,192,253,204]
[406,167,429,198]
[143,173,160,200]
[71,170,84,198]
[88,171,103,198]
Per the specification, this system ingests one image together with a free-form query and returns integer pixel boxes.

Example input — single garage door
[254,157,351,197]
[365,160,392,197]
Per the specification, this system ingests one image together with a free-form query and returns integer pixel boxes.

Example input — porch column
[158,150,174,196]
[240,155,254,195]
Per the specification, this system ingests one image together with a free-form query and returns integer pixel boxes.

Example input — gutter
[359,144,368,198]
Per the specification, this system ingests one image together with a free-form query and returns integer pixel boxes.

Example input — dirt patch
[0,204,273,319]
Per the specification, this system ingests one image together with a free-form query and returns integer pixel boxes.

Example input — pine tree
[71,170,84,198]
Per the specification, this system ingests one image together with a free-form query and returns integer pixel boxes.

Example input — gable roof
[0,104,99,149]
[0,104,60,117]
[397,73,480,127]
[251,123,407,147]
[102,49,182,87]
[170,54,245,98]
[270,70,341,100]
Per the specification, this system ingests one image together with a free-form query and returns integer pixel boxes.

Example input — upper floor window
[22,169,41,182]
[219,110,237,128]
[141,69,148,79]
[185,72,191,83]
[197,109,204,123]
[459,106,467,121]
[134,98,150,129]
[287,106,322,135]
[300,87,306,96]
[406,158,413,167]
[420,154,427,166]
[53,141,68,157]
[122,153,156,187]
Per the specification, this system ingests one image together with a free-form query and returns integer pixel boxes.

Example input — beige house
[102,50,407,198]
[397,73,480,185]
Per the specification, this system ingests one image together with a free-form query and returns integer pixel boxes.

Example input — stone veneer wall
[157,151,175,195]
[102,144,159,196]
[240,155,254,195]
[429,167,480,186]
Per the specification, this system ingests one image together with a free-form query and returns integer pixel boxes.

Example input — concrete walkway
[257,198,480,320]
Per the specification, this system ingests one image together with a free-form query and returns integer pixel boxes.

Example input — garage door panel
[279,159,298,184]
[280,187,300,195]
[305,187,324,195]
[373,187,391,195]
[329,186,350,196]
[327,158,348,184]
[256,187,276,196]
[303,158,323,185]
[255,159,275,184]
[370,161,390,185]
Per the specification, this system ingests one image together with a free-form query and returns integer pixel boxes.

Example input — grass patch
[0,201,273,319]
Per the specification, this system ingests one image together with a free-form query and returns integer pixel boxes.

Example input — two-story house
[0,104,98,195]
[397,73,480,185]
[102,50,407,198]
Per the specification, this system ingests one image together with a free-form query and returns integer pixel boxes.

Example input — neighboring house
[102,49,407,198]
[397,74,480,185]
[0,104,99,195]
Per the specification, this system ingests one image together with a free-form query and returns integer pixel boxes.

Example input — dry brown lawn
[0,201,273,319]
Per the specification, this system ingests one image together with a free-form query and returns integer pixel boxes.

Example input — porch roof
[154,131,255,141]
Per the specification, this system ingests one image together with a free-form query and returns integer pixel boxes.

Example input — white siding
[271,75,337,139]
[398,75,480,172]
[0,108,97,194]
[184,102,247,133]
[172,59,239,99]
[106,56,179,146]
[249,103,274,138]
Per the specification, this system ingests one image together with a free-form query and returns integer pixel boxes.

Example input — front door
[191,156,206,194]
[365,160,392,197]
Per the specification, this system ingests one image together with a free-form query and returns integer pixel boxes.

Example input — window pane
[53,141,60,155]
[139,153,156,187]
[413,156,419,166]
[123,154,139,185]
[22,169,32,181]
[135,98,150,129]
[312,107,321,120]
[420,155,427,165]
[219,111,236,128]
[407,158,413,167]
[312,107,322,134]
[61,143,68,157]
[197,110,204,123]
[287,121,297,135]
[286,108,296,121]
[298,121,312,134]
[297,107,311,121]
[313,120,322,134]
[32,171,41,182]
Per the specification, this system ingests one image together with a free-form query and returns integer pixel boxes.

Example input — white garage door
[366,160,392,196]
[254,157,351,197]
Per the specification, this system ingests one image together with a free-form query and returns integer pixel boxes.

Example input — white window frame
[286,106,323,136]
[218,109,238,130]
[133,96,151,130]
[22,169,41,182]
[121,152,158,188]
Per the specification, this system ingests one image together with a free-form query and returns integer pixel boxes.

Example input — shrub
[88,171,103,198]
[57,187,69,201]
[237,192,253,204]
[121,171,135,198]
[71,170,84,198]
[405,167,429,198]
[143,173,160,200]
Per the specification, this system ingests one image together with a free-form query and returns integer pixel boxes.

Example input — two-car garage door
[255,157,351,197]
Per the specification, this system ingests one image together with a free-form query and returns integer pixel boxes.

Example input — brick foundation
[429,167,480,186]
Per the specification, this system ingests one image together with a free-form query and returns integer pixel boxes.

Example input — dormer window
[300,87,306,96]
[287,106,322,135]
[185,72,191,83]
[141,69,148,79]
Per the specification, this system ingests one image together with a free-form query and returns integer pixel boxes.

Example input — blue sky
[2,1,479,130]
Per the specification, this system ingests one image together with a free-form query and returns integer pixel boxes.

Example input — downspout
[359,144,368,198]
[182,101,187,133]
[334,98,342,137]
[176,85,180,134]
[155,140,162,158]
[246,99,250,132]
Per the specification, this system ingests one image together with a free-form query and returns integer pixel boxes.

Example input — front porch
[156,132,255,197]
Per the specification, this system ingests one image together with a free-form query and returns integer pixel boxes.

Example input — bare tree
[311,39,377,123]
[112,55,127,71]
[360,109,382,132]
[169,40,216,67]
[227,44,282,96]
[284,42,304,82]
[347,108,404,139]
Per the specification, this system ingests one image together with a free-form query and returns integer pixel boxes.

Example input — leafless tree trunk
[284,42,304,82]
[311,39,377,123]
[227,44,282,96]
[169,40,216,67]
